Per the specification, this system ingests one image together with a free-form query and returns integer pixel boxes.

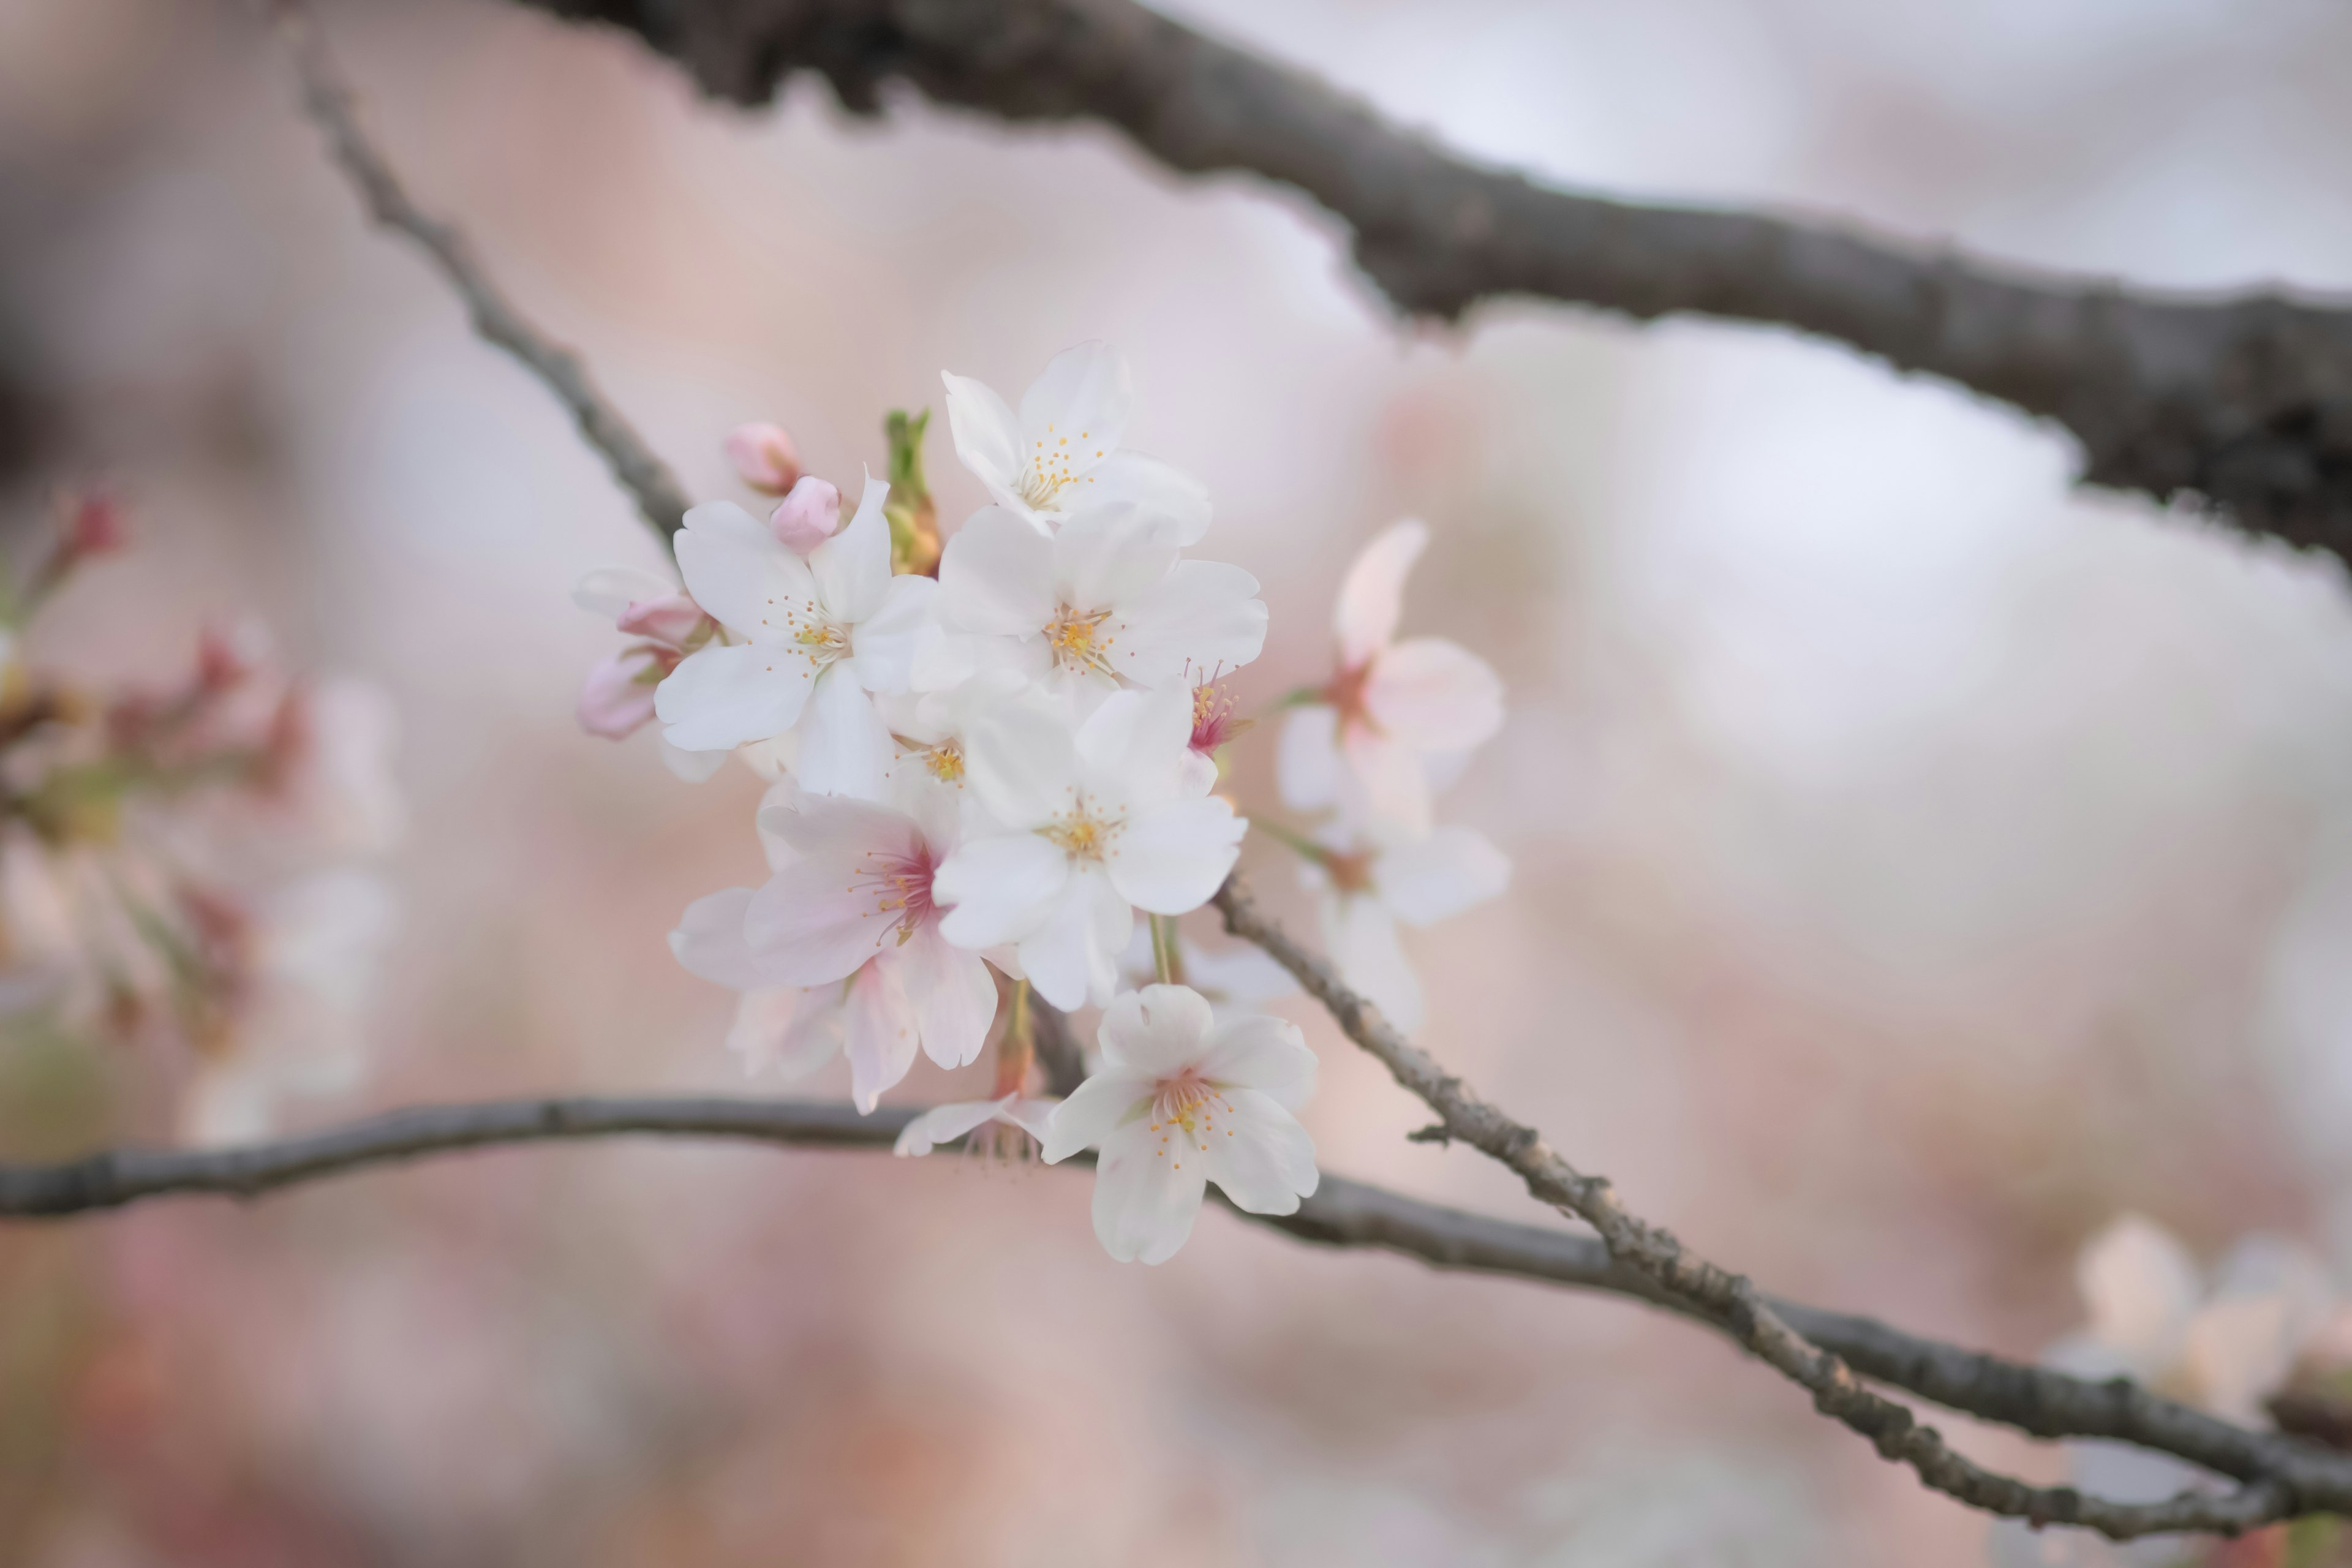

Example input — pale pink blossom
[893,1093,1059,1157]
[769,475,843,554]
[1280,520,1503,837]
[1300,824,1509,1036]
[572,564,725,778]
[1041,984,1317,1264]
[725,421,802,495]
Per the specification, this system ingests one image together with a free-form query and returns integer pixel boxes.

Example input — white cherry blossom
[941,341,1210,543]
[928,503,1264,709]
[572,564,729,780]
[933,688,1245,1011]
[1300,824,1509,1036]
[655,475,935,799]
[892,1093,1059,1158]
[1280,519,1504,837]
[1041,984,1318,1264]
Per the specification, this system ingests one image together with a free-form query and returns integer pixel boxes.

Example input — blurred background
[4,0,2352,1561]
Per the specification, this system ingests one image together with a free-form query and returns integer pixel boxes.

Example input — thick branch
[508,0,2352,560]
[6,1086,2351,1539]
[1213,876,2345,1539]
[276,1,692,542]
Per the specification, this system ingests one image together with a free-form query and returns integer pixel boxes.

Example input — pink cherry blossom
[769,475,843,554]
[725,421,802,495]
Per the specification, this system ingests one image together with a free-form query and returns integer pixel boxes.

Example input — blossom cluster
[577,344,1511,1263]
[0,494,402,1143]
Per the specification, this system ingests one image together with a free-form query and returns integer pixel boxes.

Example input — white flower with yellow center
[941,341,1210,543]
[655,474,935,799]
[932,687,1245,1011]
[1041,984,1319,1265]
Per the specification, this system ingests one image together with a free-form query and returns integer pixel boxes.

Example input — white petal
[659,739,731,783]
[1340,725,1433,839]
[1322,891,1423,1036]
[1363,638,1504,753]
[1074,686,1191,804]
[1107,797,1244,914]
[1376,826,1511,927]
[883,923,998,1069]
[1335,519,1428,668]
[2077,1215,2201,1378]
[1000,1096,1060,1144]
[1276,704,1343,812]
[1198,1013,1317,1112]
[941,371,1026,494]
[850,575,938,694]
[794,666,894,801]
[728,988,845,1080]
[842,962,919,1112]
[812,470,892,624]
[1199,1087,1319,1215]
[573,565,676,622]
[1018,341,1131,480]
[1041,1070,1153,1163]
[1078,451,1210,546]
[1051,506,1177,612]
[673,500,821,642]
[1098,982,1216,1076]
[2184,1296,2304,1425]
[655,643,812,753]
[1015,869,1123,1012]
[962,688,1081,828]
[753,786,914,860]
[1091,1117,1207,1264]
[668,888,769,991]
[935,833,1070,948]
[1110,560,1266,688]
[741,850,900,986]
[938,507,1057,636]
[894,1096,1015,1157]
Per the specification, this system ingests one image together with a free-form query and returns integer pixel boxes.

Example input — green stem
[1250,818,1332,867]
[1149,913,1184,986]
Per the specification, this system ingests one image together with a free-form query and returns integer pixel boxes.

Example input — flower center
[1189,676,1249,755]
[1322,659,1378,731]
[920,739,964,783]
[1040,793,1121,862]
[1148,1068,1235,1164]
[1044,603,1117,679]
[1323,848,1375,895]
[1017,423,1106,511]
[793,620,853,668]
[850,846,936,943]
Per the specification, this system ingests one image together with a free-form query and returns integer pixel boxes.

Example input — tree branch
[1213,875,2346,1539]
[275,0,693,542]
[503,0,2352,561]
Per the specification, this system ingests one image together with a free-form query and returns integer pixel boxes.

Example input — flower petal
[1015,869,1123,1011]
[938,506,1057,635]
[962,688,1080,828]
[936,832,1071,949]
[941,371,1026,495]
[668,888,767,991]
[893,1096,1014,1157]
[883,922,999,1069]
[1091,1116,1207,1264]
[842,962,919,1113]
[1198,1087,1319,1214]
[2077,1215,2201,1378]
[577,648,662,739]
[850,575,938,695]
[1074,686,1191,805]
[1377,826,1511,927]
[794,666,894,801]
[1080,451,1210,546]
[812,470,892,624]
[1107,797,1244,914]
[655,643,812,753]
[1112,561,1267,690]
[1363,637,1504,754]
[660,739,732,783]
[1335,519,1428,668]
[1041,1069,1153,1163]
[1340,724,1433,839]
[1018,341,1131,481]
[573,565,676,622]
[728,987,845,1080]
[1322,891,1423,1036]
[1199,1013,1317,1112]
[672,500,821,643]
[742,851,900,987]
[1098,982,1216,1076]
[1276,704,1344,812]
[1052,506,1177,612]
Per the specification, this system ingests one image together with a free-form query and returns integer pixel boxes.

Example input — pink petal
[1335,520,1427,668]
[726,421,802,495]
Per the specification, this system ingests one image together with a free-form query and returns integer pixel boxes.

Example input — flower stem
[1149,913,1185,986]
[1249,817,1332,867]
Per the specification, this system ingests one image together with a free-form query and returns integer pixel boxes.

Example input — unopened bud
[59,490,128,557]
[576,646,673,739]
[614,592,708,647]
[725,423,802,496]
[769,476,842,554]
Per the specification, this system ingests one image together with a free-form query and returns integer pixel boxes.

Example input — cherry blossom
[892,1093,1059,1158]
[1041,984,1318,1264]
[1298,824,1510,1036]
[572,564,727,779]
[725,421,802,496]
[1280,519,1504,837]
[941,341,1211,543]
[929,503,1265,710]
[933,688,1246,1011]
[655,476,936,798]
[769,475,843,554]
[1181,673,1248,796]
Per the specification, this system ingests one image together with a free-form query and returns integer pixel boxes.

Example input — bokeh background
[4,0,2352,1561]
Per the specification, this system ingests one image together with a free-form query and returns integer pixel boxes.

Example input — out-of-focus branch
[6,1085,2352,1539]
[1213,875,2342,1540]
[508,0,2352,561]
[274,1,692,543]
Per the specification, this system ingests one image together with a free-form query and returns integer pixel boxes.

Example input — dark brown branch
[275,0,693,541]
[1213,876,2343,1540]
[507,0,2352,560]
[6,1086,2350,1542]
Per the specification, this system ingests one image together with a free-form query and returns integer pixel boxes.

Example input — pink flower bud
[60,490,129,557]
[725,423,802,496]
[769,476,842,554]
[576,647,672,739]
[614,592,707,648]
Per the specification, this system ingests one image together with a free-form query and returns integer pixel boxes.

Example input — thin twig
[514,0,2352,562]
[1213,874,2333,1540]
[274,0,693,543]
